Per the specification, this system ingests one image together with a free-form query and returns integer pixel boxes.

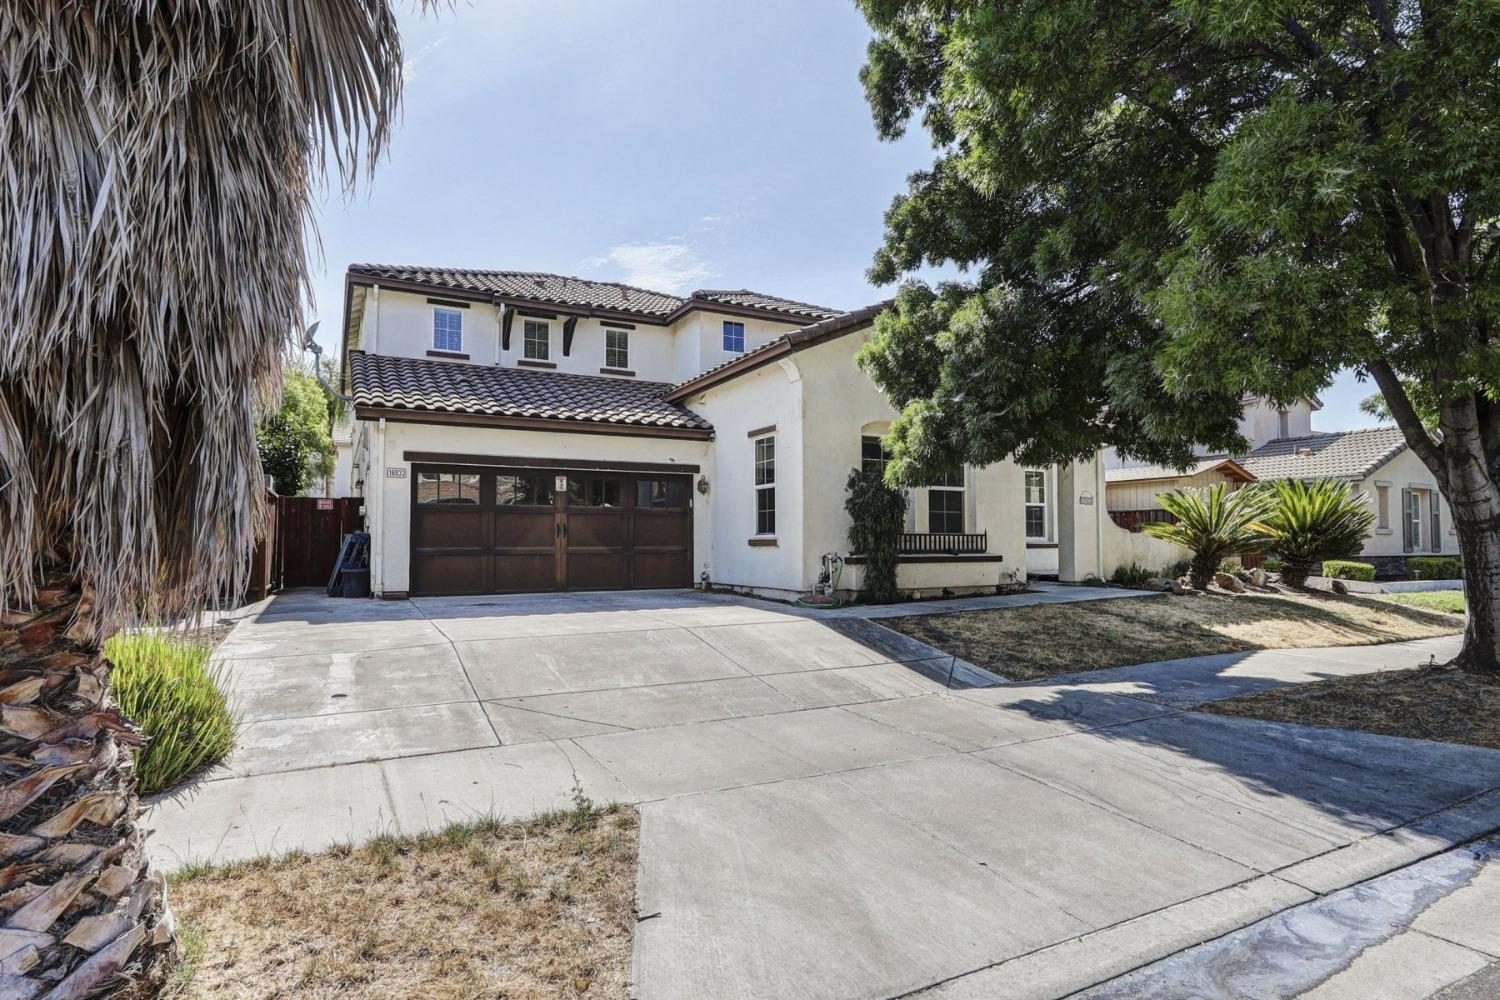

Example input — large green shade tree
[855,0,1500,670]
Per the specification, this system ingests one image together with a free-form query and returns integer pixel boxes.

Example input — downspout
[372,417,386,596]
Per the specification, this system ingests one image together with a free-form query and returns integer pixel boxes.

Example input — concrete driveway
[148,588,1500,1000]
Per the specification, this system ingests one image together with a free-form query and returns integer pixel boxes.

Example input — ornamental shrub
[845,467,907,603]
[1322,560,1376,582]
[1408,556,1463,580]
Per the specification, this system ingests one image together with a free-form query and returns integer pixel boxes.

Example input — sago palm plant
[0,3,416,993]
[1144,485,1274,590]
[1255,479,1377,588]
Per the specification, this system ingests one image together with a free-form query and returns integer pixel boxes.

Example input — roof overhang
[663,300,894,402]
[355,406,715,440]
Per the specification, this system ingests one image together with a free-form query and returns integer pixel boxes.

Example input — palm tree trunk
[1279,555,1315,590]
[0,573,170,999]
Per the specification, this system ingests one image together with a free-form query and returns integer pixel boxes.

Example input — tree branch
[1369,359,1449,490]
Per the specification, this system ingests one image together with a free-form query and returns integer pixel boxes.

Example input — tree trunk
[1279,554,1316,590]
[1189,553,1217,591]
[1448,489,1500,674]
[0,574,171,998]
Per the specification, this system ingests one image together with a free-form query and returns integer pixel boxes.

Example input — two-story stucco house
[332,263,1109,600]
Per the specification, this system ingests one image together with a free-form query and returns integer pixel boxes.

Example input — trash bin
[339,568,370,599]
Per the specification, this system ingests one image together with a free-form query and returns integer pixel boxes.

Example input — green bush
[1108,562,1156,587]
[1162,558,1194,580]
[106,631,238,795]
[1322,560,1376,582]
[845,467,908,603]
[1260,556,1282,573]
[1408,556,1463,580]
[1144,484,1274,590]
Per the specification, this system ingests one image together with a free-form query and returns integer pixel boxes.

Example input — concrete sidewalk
[146,588,1497,1000]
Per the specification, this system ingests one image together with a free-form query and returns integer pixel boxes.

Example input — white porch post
[1056,455,1105,582]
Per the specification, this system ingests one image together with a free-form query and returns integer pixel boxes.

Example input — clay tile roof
[666,300,894,401]
[347,265,842,322]
[688,289,842,321]
[348,352,713,433]
[348,264,687,318]
[1235,427,1410,481]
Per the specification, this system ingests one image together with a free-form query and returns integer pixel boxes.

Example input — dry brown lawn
[883,590,1465,681]
[161,805,638,1000]
[1203,665,1500,750]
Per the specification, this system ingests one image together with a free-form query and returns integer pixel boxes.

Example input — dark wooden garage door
[410,464,693,596]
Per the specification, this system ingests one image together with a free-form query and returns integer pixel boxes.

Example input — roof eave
[353,405,715,440]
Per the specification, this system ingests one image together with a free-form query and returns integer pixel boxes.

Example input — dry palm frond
[1,3,424,995]
[0,0,424,637]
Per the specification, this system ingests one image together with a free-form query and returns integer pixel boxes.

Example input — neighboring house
[333,263,1099,601]
[1104,399,1458,576]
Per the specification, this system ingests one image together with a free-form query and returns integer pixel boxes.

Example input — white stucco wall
[364,420,710,595]
[1239,397,1314,447]
[680,311,803,384]
[1353,448,1459,558]
[679,363,805,596]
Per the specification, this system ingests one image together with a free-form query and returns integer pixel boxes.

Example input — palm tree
[1145,484,1274,590]
[1255,479,1377,589]
[1,4,415,993]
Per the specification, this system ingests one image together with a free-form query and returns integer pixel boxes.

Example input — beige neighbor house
[330,263,1130,601]
[1104,397,1459,577]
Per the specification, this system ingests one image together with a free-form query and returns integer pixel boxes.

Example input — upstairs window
[523,319,550,361]
[754,436,776,535]
[723,320,745,353]
[1277,409,1290,439]
[927,468,965,534]
[861,435,890,477]
[605,328,629,369]
[433,307,463,353]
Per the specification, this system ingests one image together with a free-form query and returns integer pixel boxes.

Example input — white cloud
[582,243,716,294]
[402,37,447,82]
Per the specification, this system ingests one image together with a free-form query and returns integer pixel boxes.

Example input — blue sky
[307,0,1379,433]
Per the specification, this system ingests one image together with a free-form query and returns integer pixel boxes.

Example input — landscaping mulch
[882,590,1465,682]
[161,805,639,1000]
[1201,664,1500,751]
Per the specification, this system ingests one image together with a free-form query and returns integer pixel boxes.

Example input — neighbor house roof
[1235,427,1409,481]
[664,300,894,401]
[344,264,841,324]
[1104,457,1256,484]
[348,351,713,438]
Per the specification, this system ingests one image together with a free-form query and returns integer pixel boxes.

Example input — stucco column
[1056,455,1105,582]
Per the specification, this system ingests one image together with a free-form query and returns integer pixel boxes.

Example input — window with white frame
[1406,489,1423,549]
[927,468,964,534]
[1377,484,1390,529]
[605,328,629,369]
[523,319,550,361]
[861,435,890,477]
[723,320,745,353]
[1277,408,1290,438]
[432,307,463,353]
[1024,469,1049,540]
[754,436,776,535]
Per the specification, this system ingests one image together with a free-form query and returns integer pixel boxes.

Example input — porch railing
[898,531,987,555]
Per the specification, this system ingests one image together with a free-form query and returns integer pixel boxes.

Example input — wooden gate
[274,497,364,589]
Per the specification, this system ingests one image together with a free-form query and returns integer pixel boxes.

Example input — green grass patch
[1377,591,1466,615]
[106,630,238,795]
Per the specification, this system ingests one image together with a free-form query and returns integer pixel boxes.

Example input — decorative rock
[1142,577,1182,594]
[1249,568,1268,588]
[1213,572,1245,593]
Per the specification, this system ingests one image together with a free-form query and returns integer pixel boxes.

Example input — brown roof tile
[688,289,842,320]
[347,264,841,322]
[1236,427,1410,481]
[349,352,713,433]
